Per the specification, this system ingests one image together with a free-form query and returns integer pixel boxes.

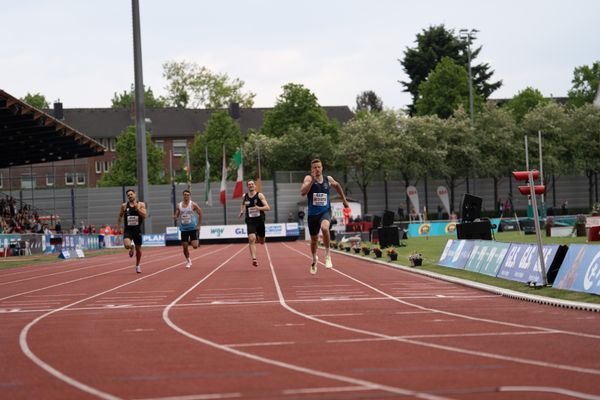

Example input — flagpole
[221,145,227,225]
[185,147,191,190]
[256,145,261,193]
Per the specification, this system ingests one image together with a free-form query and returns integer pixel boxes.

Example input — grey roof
[0,90,104,168]
[51,106,355,139]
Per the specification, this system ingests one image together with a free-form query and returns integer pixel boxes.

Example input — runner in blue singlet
[300,159,349,275]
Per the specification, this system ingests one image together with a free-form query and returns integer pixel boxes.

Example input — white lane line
[117,290,175,294]
[283,244,600,375]
[1,251,182,302]
[19,246,231,400]
[395,311,434,315]
[163,246,451,400]
[205,287,263,291]
[273,323,304,327]
[123,329,156,333]
[282,385,371,395]
[328,331,555,344]
[226,341,296,348]
[26,294,88,297]
[311,313,364,317]
[499,386,600,400]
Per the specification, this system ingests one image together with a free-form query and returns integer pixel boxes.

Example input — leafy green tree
[21,92,49,109]
[504,87,550,123]
[111,85,168,108]
[438,108,479,211]
[162,60,255,108]
[260,83,339,139]
[567,61,600,108]
[565,104,600,207]
[400,115,447,200]
[474,103,519,206]
[189,111,243,182]
[242,131,279,180]
[355,90,383,113]
[98,126,165,186]
[400,24,501,115]
[271,126,336,171]
[416,57,480,119]
[521,102,570,207]
[336,111,399,212]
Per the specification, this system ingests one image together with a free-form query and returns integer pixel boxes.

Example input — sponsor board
[553,244,600,295]
[142,234,165,247]
[464,241,510,276]
[496,243,561,284]
[437,239,475,269]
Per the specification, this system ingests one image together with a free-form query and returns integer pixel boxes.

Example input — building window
[21,174,36,189]
[103,161,110,172]
[46,174,55,187]
[154,140,164,151]
[76,173,86,185]
[109,138,116,151]
[65,173,75,186]
[95,161,102,174]
[173,140,187,157]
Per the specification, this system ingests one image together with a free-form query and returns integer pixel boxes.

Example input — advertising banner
[142,233,166,247]
[437,186,450,215]
[464,240,511,276]
[406,185,420,216]
[496,243,561,284]
[44,235,100,253]
[553,244,600,295]
[437,239,475,269]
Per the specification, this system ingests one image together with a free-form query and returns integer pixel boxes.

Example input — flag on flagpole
[232,149,243,199]
[204,146,212,206]
[256,146,261,192]
[219,145,227,205]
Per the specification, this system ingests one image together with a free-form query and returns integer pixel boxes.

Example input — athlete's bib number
[127,215,139,226]
[248,207,260,218]
[312,193,328,207]
[181,213,192,224]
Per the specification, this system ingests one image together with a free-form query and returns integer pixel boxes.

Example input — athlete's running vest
[178,201,197,231]
[307,176,330,216]
[124,203,142,232]
[244,192,265,223]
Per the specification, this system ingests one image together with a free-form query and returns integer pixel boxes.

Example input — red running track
[1,242,600,400]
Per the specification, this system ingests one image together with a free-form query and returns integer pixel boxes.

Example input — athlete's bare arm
[329,176,349,208]
[193,202,203,226]
[174,203,181,220]
[239,197,246,218]
[300,175,314,196]
[258,193,271,211]
[117,203,126,229]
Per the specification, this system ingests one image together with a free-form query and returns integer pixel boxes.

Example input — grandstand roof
[0,90,104,168]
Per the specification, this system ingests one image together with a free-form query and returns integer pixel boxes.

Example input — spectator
[561,200,568,215]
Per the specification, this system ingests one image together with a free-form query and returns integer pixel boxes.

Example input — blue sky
[2,0,599,110]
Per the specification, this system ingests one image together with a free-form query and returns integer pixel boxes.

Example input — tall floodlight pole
[132,0,151,233]
[459,29,478,194]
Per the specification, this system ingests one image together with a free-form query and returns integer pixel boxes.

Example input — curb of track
[332,249,600,313]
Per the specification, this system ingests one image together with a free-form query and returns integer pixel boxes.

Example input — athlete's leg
[182,241,189,260]
[321,218,333,269]
[248,233,257,259]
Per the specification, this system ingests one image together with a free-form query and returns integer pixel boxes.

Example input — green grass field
[346,231,600,304]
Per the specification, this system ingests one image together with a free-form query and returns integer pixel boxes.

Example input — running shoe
[310,257,318,275]
[129,247,134,257]
[325,255,333,269]
[252,258,258,267]
[135,265,141,274]
[185,259,192,269]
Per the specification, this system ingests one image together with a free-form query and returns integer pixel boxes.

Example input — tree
[271,126,336,171]
[474,103,519,207]
[336,111,399,212]
[415,57,479,119]
[260,83,338,140]
[400,24,501,115]
[189,111,243,182]
[162,60,255,108]
[505,87,550,123]
[111,85,168,108]
[355,90,383,113]
[21,92,49,109]
[567,61,600,108]
[438,108,479,212]
[566,104,600,207]
[98,126,165,186]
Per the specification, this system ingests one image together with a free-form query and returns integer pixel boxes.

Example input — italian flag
[232,149,243,199]
[219,146,227,205]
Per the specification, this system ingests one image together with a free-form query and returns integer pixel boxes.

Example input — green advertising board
[464,240,511,276]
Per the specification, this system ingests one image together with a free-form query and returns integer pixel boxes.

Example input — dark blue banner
[553,244,600,295]
[496,243,560,284]
[437,239,475,269]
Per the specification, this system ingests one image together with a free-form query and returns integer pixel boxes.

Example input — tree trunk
[587,169,594,209]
